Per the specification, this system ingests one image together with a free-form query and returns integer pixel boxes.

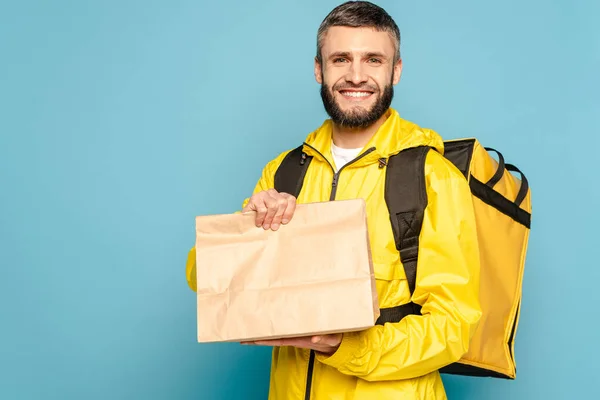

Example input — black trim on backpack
[507,301,520,363]
[439,362,513,379]
[470,177,531,228]
[442,139,476,179]
[273,145,312,198]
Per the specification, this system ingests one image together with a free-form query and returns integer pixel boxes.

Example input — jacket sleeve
[185,154,282,292]
[315,150,482,381]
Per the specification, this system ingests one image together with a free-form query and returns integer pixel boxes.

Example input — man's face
[315,26,402,128]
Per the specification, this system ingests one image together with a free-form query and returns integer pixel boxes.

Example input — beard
[320,77,394,129]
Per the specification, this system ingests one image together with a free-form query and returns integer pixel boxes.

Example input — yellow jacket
[186,108,482,399]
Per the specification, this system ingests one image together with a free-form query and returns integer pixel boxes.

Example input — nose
[346,60,367,85]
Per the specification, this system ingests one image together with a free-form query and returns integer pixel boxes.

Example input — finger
[270,196,289,231]
[281,194,297,225]
[253,339,285,346]
[320,334,343,347]
[252,197,269,227]
[261,195,280,229]
[253,337,311,347]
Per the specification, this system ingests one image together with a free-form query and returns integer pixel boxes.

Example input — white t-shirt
[331,141,363,172]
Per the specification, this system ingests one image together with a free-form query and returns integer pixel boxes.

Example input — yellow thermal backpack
[274,138,532,379]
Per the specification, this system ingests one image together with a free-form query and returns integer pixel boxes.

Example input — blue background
[1,0,598,399]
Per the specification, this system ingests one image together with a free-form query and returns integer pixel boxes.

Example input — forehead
[320,26,396,57]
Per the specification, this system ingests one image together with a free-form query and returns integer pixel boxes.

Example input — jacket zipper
[302,142,376,201]
[300,142,376,400]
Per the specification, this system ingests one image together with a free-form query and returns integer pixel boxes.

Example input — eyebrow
[328,51,389,60]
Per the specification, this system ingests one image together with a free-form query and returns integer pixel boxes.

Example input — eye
[368,58,382,64]
[333,57,348,63]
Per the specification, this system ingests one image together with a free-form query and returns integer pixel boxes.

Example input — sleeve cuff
[315,331,362,370]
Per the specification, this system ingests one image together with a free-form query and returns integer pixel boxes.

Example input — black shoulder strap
[273,145,312,198]
[376,146,431,324]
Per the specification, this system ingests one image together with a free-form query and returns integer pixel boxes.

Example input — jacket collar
[302,108,444,167]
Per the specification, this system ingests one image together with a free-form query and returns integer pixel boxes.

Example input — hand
[241,334,343,355]
[242,189,297,231]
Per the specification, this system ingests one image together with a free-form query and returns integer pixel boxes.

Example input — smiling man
[186,1,482,399]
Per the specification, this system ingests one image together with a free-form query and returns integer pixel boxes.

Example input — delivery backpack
[273,138,531,380]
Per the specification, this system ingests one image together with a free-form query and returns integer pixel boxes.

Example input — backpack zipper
[299,142,376,400]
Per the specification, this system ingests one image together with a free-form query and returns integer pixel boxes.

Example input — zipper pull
[332,173,339,187]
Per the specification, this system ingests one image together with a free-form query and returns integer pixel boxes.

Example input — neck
[331,112,389,149]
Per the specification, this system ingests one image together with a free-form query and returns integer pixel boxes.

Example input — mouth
[338,89,374,101]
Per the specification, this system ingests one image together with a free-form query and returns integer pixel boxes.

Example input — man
[186,1,482,399]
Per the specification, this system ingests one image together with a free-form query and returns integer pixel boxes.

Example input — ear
[392,58,403,85]
[314,57,323,84]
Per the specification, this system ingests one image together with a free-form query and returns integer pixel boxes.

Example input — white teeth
[342,91,371,98]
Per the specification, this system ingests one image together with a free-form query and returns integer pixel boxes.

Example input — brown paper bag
[194,198,379,343]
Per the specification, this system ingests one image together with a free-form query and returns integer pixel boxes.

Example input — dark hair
[316,1,401,63]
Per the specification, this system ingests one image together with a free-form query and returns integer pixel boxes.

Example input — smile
[339,90,374,100]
